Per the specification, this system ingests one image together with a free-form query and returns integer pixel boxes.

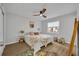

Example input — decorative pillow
[34,32,39,35]
[29,32,34,35]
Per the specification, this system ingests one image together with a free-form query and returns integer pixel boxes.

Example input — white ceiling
[3,3,77,21]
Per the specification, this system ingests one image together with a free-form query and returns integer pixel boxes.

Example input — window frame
[47,21,60,33]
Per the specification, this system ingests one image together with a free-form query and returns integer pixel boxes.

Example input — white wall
[76,4,79,20]
[76,4,79,55]
[41,12,76,44]
[6,12,41,44]
[62,12,75,43]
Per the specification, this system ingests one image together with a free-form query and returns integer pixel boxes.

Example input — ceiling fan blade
[42,8,46,14]
[42,15,47,18]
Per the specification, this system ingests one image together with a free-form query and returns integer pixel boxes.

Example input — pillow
[34,32,39,35]
[29,32,34,35]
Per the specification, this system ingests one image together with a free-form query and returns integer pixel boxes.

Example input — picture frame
[30,24,34,28]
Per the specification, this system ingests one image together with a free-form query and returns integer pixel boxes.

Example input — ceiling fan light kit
[40,14,43,16]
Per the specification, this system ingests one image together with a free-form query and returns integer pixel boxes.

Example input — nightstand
[19,36,25,43]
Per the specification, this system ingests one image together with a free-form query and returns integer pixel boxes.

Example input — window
[48,21,59,32]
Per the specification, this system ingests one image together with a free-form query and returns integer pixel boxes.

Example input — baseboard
[0,45,5,56]
[5,41,18,45]
[66,41,77,46]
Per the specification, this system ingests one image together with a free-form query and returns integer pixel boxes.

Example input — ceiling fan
[33,8,47,18]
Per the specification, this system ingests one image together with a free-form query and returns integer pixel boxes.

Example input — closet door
[0,7,3,43]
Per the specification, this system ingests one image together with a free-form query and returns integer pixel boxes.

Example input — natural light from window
[48,21,59,33]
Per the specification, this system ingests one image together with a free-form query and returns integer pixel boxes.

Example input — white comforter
[25,34,53,53]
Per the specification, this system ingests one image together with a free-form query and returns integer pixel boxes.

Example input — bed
[24,34,53,54]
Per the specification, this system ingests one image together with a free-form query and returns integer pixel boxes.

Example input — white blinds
[48,21,59,27]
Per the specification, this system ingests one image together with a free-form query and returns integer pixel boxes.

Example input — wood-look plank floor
[2,42,31,56]
[2,42,76,56]
[36,42,76,56]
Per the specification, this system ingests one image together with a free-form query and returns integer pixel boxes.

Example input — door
[0,7,3,44]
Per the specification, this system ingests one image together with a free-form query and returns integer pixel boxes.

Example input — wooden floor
[36,42,76,56]
[2,42,76,56]
[2,42,31,56]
